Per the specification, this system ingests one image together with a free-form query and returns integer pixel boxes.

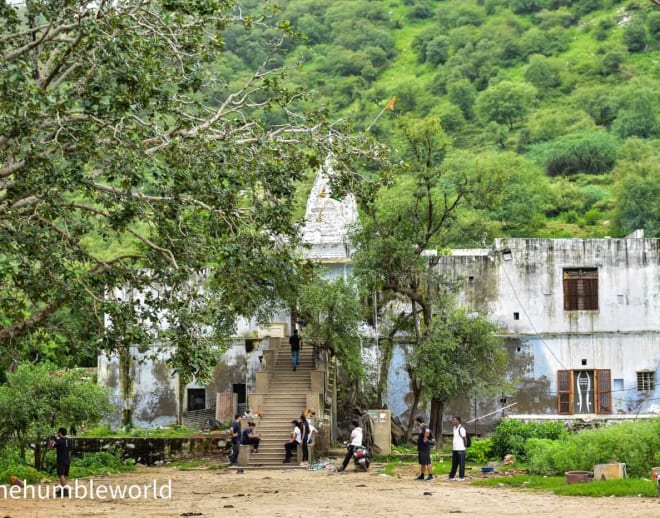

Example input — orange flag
[385,96,396,111]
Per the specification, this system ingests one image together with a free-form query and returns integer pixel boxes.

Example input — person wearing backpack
[414,415,434,481]
[448,416,467,481]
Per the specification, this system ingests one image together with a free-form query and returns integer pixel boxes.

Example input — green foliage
[490,419,569,460]
[475,81,538,129]
[524,418,660,478]
[412,305,509,407]
[528,132,619,176]
[0,448,44,484]
[623,20,649,52]
[43,448,135,479]
[0,363,111,468]
[612,152,660,237]
[475,474,658,497]
[298,275,364,381]
[465,437,493,465]
[0,0,385,385]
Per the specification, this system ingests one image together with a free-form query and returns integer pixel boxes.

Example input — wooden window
[637,371,655,392]
[596,369,612,414]
[557,369,611,415]
[563,268,598,311]
[557,370,571,414]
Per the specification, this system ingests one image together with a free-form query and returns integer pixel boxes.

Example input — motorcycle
[343,442,371,471]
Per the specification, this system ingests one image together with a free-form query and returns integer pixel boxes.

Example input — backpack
[461,426,471,448]
[425,426,436,446]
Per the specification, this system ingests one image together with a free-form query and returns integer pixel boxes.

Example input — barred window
[563,268,598,311]
[637,371,655,392]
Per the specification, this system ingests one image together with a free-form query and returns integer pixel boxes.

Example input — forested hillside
[229,0,660,242]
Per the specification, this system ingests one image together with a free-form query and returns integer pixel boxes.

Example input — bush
[466,437,493,465]
[0,447,44,485]
[491,419,569,460]
[528,132,619,176]
[525,418,660,477]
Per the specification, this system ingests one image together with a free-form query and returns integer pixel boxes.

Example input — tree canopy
[0,0,382,379]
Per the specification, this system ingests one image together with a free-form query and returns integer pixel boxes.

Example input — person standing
[298,414,310,466]
[241,421,261,453]
[229,414,242,466]
[289,329,302,371]
[338,418,362,472]
[283,419,301,463]
[50,427,70,496]
[414,415,433,481]
[448,416,467,481]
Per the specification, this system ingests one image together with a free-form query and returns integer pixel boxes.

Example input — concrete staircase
[244,338,315,469]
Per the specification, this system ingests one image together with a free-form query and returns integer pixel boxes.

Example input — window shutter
[558,370,571,414]
[596,369,612,414]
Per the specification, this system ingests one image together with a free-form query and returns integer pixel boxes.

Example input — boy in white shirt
[338,419,362,472]
[448,416,467,480]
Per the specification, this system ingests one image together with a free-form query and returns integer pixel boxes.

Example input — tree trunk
[119,350,133,428]
[430,397,445,446]
[405,375,423,437]
[376,336,394,408]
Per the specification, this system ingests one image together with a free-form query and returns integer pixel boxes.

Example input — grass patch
[81,424,199,438]
[474,474,659,497]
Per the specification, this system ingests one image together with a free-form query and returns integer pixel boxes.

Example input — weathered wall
[386,237,660,434]
[98,339,271,429]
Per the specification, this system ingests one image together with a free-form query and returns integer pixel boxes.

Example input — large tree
[0,1,381,381]
[351,115,512,439]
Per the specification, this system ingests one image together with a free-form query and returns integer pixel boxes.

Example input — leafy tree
[522,107,596,146]
[472,152,551,234]
[425,36,451,65]
[475,81,538,129]
[447,79,477,119]
[524,54,562,93]
[527,131,619,176]
[0,1,382,386]
[351,116,512,437]
[612,83,660,139]
[411,305,508,444]
[0,363,110,469]
[296,275,364,384]
[612,155,660,237]
[623,20,649,52]
[510,0,549,14]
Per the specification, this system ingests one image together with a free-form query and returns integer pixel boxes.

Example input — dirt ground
[2,462,659,518]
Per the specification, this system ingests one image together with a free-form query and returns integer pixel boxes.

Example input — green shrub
[69,450,135,479]
[466,437,493,465]
[491,419,569,460]
[524,419,660,477]
[528,132,619,176]
[0,448,45,484]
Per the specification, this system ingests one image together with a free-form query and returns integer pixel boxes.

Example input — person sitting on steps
[241,421,261,453]
[283,419,301,463]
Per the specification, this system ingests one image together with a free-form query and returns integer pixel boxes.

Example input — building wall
[442,237,660,420]
[98,339,269,429]
[386,237,660,432]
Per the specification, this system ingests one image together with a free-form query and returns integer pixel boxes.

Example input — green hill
[230,0,660,241]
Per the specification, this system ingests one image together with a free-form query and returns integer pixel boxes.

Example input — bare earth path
[2,465,658,518]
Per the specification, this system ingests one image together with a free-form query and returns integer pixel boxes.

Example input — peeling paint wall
[386,237,660,433]
[98,338,272,429]
[98,347,178,429]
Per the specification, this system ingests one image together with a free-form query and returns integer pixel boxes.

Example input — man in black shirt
[289,329,302,372]
[51,427,70,494]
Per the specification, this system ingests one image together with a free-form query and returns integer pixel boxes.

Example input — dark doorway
[187,388,206,411]
[233,383,247,415]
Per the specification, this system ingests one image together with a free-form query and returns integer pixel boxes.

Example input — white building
[427,233,660,430]
[98,166,356,428]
